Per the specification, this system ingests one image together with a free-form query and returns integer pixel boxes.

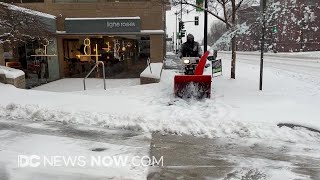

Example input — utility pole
[260,0,267,91]
[172,32,174,51]
[180,0,183,45]
[175,11,178,52]
[204,0,208,52]
[180,1,182,22]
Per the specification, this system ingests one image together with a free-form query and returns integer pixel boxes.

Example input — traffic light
[181,30,186,38]
[179,21,185,31]
[195,16,199,26]
[272,26,277,33]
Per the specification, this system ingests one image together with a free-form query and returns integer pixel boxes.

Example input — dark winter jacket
[179,41,202,58]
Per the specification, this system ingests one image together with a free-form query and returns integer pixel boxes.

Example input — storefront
[1,4,60,88]
[57,17,163,78]
[2,0,169,82]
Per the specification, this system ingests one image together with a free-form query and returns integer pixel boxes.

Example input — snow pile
[1,90,319,143]
[140,63,163,79]
[0,65,24,78]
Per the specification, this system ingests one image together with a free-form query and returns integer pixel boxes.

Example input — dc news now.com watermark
[18,155,163,168]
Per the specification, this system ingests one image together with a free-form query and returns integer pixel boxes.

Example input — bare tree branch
[186,0,231,26]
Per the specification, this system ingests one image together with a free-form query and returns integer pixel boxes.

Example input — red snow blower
[174,51,212,98]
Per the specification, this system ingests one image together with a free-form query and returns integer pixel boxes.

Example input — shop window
[62,35,150,78]
[138,36,150,58]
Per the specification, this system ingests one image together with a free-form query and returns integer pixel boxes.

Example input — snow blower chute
[174,51,212,98]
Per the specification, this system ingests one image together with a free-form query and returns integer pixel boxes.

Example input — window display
[4,39,59,88]
[62,35,150,78]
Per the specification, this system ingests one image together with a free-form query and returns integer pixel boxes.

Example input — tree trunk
[231,36,236,79]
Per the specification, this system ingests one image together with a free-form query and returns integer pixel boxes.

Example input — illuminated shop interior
[62,35,150,78]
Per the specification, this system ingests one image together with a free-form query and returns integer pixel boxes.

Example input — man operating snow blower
[179,34,202,59]
[174,34,211,99]
[178,34,204,75]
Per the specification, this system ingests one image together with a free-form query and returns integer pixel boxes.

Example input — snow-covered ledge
[0,65,25,89]
[140,63,163,84]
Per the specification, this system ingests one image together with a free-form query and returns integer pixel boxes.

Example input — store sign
[196,0,204,11]
[212,59,222,76]
[65,18,141,34]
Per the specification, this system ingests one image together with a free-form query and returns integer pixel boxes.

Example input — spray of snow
[211,23,250,50]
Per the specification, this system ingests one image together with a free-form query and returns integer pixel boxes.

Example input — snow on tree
[0,2,54,47]
[234,0,320,52]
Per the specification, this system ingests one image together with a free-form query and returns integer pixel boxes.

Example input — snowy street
[0,51,320,179]
[219,51,320,76]
[148,133,320,179]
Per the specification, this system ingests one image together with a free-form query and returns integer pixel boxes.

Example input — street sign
[196,0,204,11]
[212,59,222,76]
